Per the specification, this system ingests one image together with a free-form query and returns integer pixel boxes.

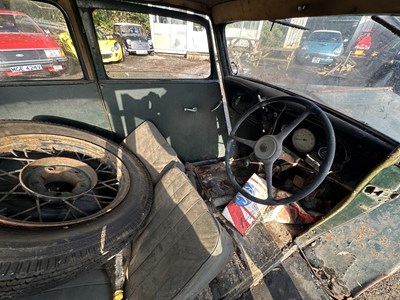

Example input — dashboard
[226,79,396,213]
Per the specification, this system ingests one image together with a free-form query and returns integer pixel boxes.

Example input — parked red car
[352,30,373,56]
[0,10,67,79]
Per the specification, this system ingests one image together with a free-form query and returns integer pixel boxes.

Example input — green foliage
[92,10,150,33]
[260,22,288,48]
[0,1,151,34]
[0,0,64,22]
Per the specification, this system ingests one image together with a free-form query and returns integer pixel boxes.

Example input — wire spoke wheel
[0,121,152,299]
[0,134,129,227]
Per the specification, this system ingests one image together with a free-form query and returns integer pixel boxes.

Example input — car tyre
[0,120,153,299]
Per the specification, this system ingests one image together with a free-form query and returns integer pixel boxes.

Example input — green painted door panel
[297,147,400,247]
[100,80,227,162]
[297,147,400,297]
[301,192,399,298]
[0,83,110,130]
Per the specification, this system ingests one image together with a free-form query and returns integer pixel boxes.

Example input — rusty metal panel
[297,148,400,247]
[301,174,400,298]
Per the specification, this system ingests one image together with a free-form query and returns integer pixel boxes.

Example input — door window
[93,9,211,79]
[0,0,83,81]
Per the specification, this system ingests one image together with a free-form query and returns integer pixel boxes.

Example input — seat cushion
[123,121,184,184]
[125,167,232,300]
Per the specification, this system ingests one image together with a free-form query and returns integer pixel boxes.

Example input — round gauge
[291,128,316,153]
[318,147,328,160]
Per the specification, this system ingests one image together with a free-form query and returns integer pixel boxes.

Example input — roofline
[117,0,400,24]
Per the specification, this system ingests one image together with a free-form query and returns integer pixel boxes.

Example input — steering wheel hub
[254,136,279,161]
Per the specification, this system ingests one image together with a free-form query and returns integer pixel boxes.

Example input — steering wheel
[226,95,336,205]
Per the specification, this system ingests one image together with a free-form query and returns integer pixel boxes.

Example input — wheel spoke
[88,191,104,210]
[0,183,21,203]
[87,194,114,200]
[0,157,35,162]
[97,169,115,175]
[38,148,54,156]
[61,199,89,217]
[0,136,125,226]
[232,136,257,149]
[263,163,274,199]
[95,162,104,171]
[75,151,82,161]
[62,198,78,221]
[23,215,32,221]
[55,149,64,157]
[0,169,21,181]
[276,109,312,141]
[95,179,119,192]
[9,200,49,219]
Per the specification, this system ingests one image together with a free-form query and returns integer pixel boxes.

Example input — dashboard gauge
[291,128,316,153]
[318,147,328,160]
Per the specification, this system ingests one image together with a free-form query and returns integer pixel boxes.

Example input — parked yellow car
[59,28,124,64]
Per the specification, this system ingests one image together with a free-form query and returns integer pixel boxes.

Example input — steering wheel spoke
[231,135,257,149]
[263,162,274,199]
[276,108,312,141]
[226,95,335,206]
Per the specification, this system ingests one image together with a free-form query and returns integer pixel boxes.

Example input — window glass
[225,16,400,142]
[93,9,210,79]
[0,0,83,81]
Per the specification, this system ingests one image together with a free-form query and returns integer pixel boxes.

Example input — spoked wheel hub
[20,157,98,199]
[0,134,130,227]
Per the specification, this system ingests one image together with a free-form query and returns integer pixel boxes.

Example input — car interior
[0,0,399,299]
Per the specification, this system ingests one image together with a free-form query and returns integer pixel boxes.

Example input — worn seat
[123,120,184,184]
[123,121,232,299]
[125,166,232,299]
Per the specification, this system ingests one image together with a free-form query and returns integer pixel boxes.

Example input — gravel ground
[356,270,400,299]
[105,53,210,79]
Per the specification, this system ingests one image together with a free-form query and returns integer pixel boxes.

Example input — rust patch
[324,231,336,241]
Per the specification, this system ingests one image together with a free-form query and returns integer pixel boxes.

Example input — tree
[92,10,150,33]
[260,21,287,48]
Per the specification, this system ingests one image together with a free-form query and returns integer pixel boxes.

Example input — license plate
[136,50,148,55]
[10,65,43,72]
[311,57,320,63]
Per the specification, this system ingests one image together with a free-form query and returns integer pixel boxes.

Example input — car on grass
[0,1,399,300]
[0,10,66,78]
[113,22,154,55]
[296,30,344,65]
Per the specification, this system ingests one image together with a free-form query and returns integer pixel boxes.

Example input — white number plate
[136,50,148,55]
[10,65,43,72]
[311,57,320,63]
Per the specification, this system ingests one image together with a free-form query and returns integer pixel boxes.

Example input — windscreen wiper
[270,19,309,31]
[372,15,400,38]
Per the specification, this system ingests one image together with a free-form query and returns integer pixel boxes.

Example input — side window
[0,0,83,82]
[92,9,210,79]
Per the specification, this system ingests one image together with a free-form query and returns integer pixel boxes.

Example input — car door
[0,0,111,136]
[77,0,228,162]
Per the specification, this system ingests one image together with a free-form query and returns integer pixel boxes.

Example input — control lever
[184,107,198,112]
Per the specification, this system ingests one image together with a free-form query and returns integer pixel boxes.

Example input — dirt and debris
[105,53,210,78]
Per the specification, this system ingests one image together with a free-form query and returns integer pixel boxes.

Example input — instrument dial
[291,128,316,153]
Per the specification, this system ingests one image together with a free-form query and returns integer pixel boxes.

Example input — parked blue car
[296,30,344,65]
